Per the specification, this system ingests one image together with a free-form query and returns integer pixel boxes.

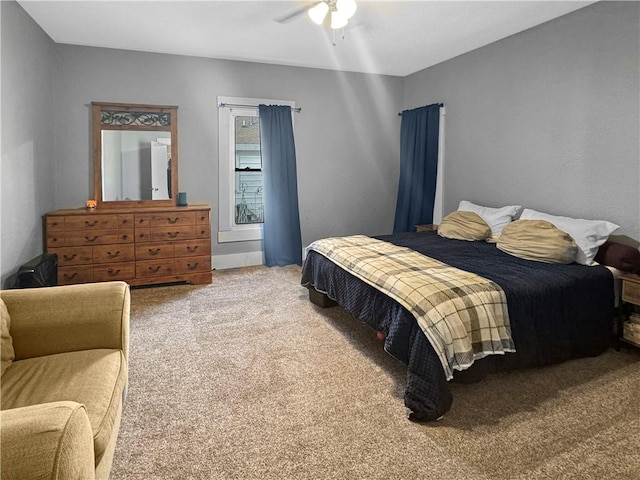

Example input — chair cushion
[1,349,126,465]
[1,299,14,376]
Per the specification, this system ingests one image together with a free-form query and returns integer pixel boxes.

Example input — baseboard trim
[212,252,264,270]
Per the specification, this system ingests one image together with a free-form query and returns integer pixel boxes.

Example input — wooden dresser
[45,205,212,286]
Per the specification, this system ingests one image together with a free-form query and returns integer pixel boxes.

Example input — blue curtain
[393,103,442,233]
[259,105,303,266]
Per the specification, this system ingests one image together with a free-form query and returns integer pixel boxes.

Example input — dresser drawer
[64,215,119,231]
[135,226,197,243]
[93,262,135,282]
[135,212,196,228]
[622,277,640,305]
[50,247,93,266]
[195,210,210,225]
[135,228,150,242]
[174,239,211,258]
[136,259,175,278]
[93,244,135,263]
[196,224,211,239]
[174,255,211,274]
[135,242,175,260]
[66,231,133,246]
[58,265,94,285]
[46,232,66,248]
[147,226,197,242]
[46,217,65,232]
[152,212,195,227]
[118,214,134,228]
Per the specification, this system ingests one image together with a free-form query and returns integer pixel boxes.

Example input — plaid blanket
[306,235,515,379]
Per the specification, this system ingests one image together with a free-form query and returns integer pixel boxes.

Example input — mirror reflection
[93,102,178,208]
[101,131,172,202]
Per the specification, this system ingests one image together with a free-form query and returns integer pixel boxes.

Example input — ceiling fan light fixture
[330,10,348,29]
[308,1,329,25]
[336,0,357,20]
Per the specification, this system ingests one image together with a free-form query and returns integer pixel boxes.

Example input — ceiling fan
[276,0,358,30]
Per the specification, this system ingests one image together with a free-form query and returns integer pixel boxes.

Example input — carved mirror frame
[92,102,178,208]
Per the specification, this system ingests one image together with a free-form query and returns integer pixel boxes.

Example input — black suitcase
[9,253,58,288]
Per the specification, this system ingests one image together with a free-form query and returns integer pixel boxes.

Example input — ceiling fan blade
[274,3,317,24]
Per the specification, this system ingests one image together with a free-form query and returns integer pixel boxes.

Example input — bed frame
[301,231,615,421]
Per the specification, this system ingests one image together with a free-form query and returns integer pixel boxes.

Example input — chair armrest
[1,401,96,480]
[1,281,130,361]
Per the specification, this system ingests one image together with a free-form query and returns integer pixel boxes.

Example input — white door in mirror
[150,140,170,200]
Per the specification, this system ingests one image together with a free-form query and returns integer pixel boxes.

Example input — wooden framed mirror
[92,102,178,208]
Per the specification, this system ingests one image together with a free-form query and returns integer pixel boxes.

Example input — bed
[301,229,617,422]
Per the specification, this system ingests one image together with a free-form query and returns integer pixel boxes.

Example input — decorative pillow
[458,201,522,237]
[1,299,15,376]
[438,211,491,241]
[594,241,640,274]
[496,220,578,264]
[519,208,619,265]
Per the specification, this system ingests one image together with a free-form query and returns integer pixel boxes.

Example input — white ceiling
[18,0,597,77]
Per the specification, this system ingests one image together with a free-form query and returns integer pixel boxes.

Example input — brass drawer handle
[63,253,77,261]
[148,248,161,255]
[186,246,198,253]
[84,220,98,227]
[148,266,162,273]
[107,251,120,259]
[199,215,206,221]
[138,219,145,224]
[85,235,98,242]
[121,234,129,240]
[200,229,207,235]
[167,217,179,224]
[63,272,78,280]
[187,262,198,270]
[51,221,60,226]
[107,269,121,276]
[167,232,179,239]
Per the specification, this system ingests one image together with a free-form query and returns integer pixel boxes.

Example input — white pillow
[519,208,619,266]
[458,201,522,237]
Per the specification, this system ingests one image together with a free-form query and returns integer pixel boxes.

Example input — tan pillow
[1,299,15,376]
[437,211,491,241]
[497,219,578,264]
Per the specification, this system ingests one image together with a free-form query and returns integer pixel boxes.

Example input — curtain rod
[398,103,445,116]
[219,102,301,113]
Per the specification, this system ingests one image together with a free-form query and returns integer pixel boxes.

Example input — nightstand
[616,273,640,350]
[416,224,438,232]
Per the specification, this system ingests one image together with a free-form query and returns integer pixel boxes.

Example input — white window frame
[432,106,446,224]
[217,96,296,243]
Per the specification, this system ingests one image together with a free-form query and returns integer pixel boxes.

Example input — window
[234,115,263,224]
[217,96,295,244]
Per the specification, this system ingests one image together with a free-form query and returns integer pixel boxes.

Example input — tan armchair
[1,281,130,480]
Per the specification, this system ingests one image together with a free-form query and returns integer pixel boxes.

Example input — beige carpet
[111,265,640,480]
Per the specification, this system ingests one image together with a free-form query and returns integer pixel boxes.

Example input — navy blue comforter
[301,231,615,421]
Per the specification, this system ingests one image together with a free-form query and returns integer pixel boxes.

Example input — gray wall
[0,1,56,286]
[3,0,638,285]
[404,1,640,238]
[51,46,404,259]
